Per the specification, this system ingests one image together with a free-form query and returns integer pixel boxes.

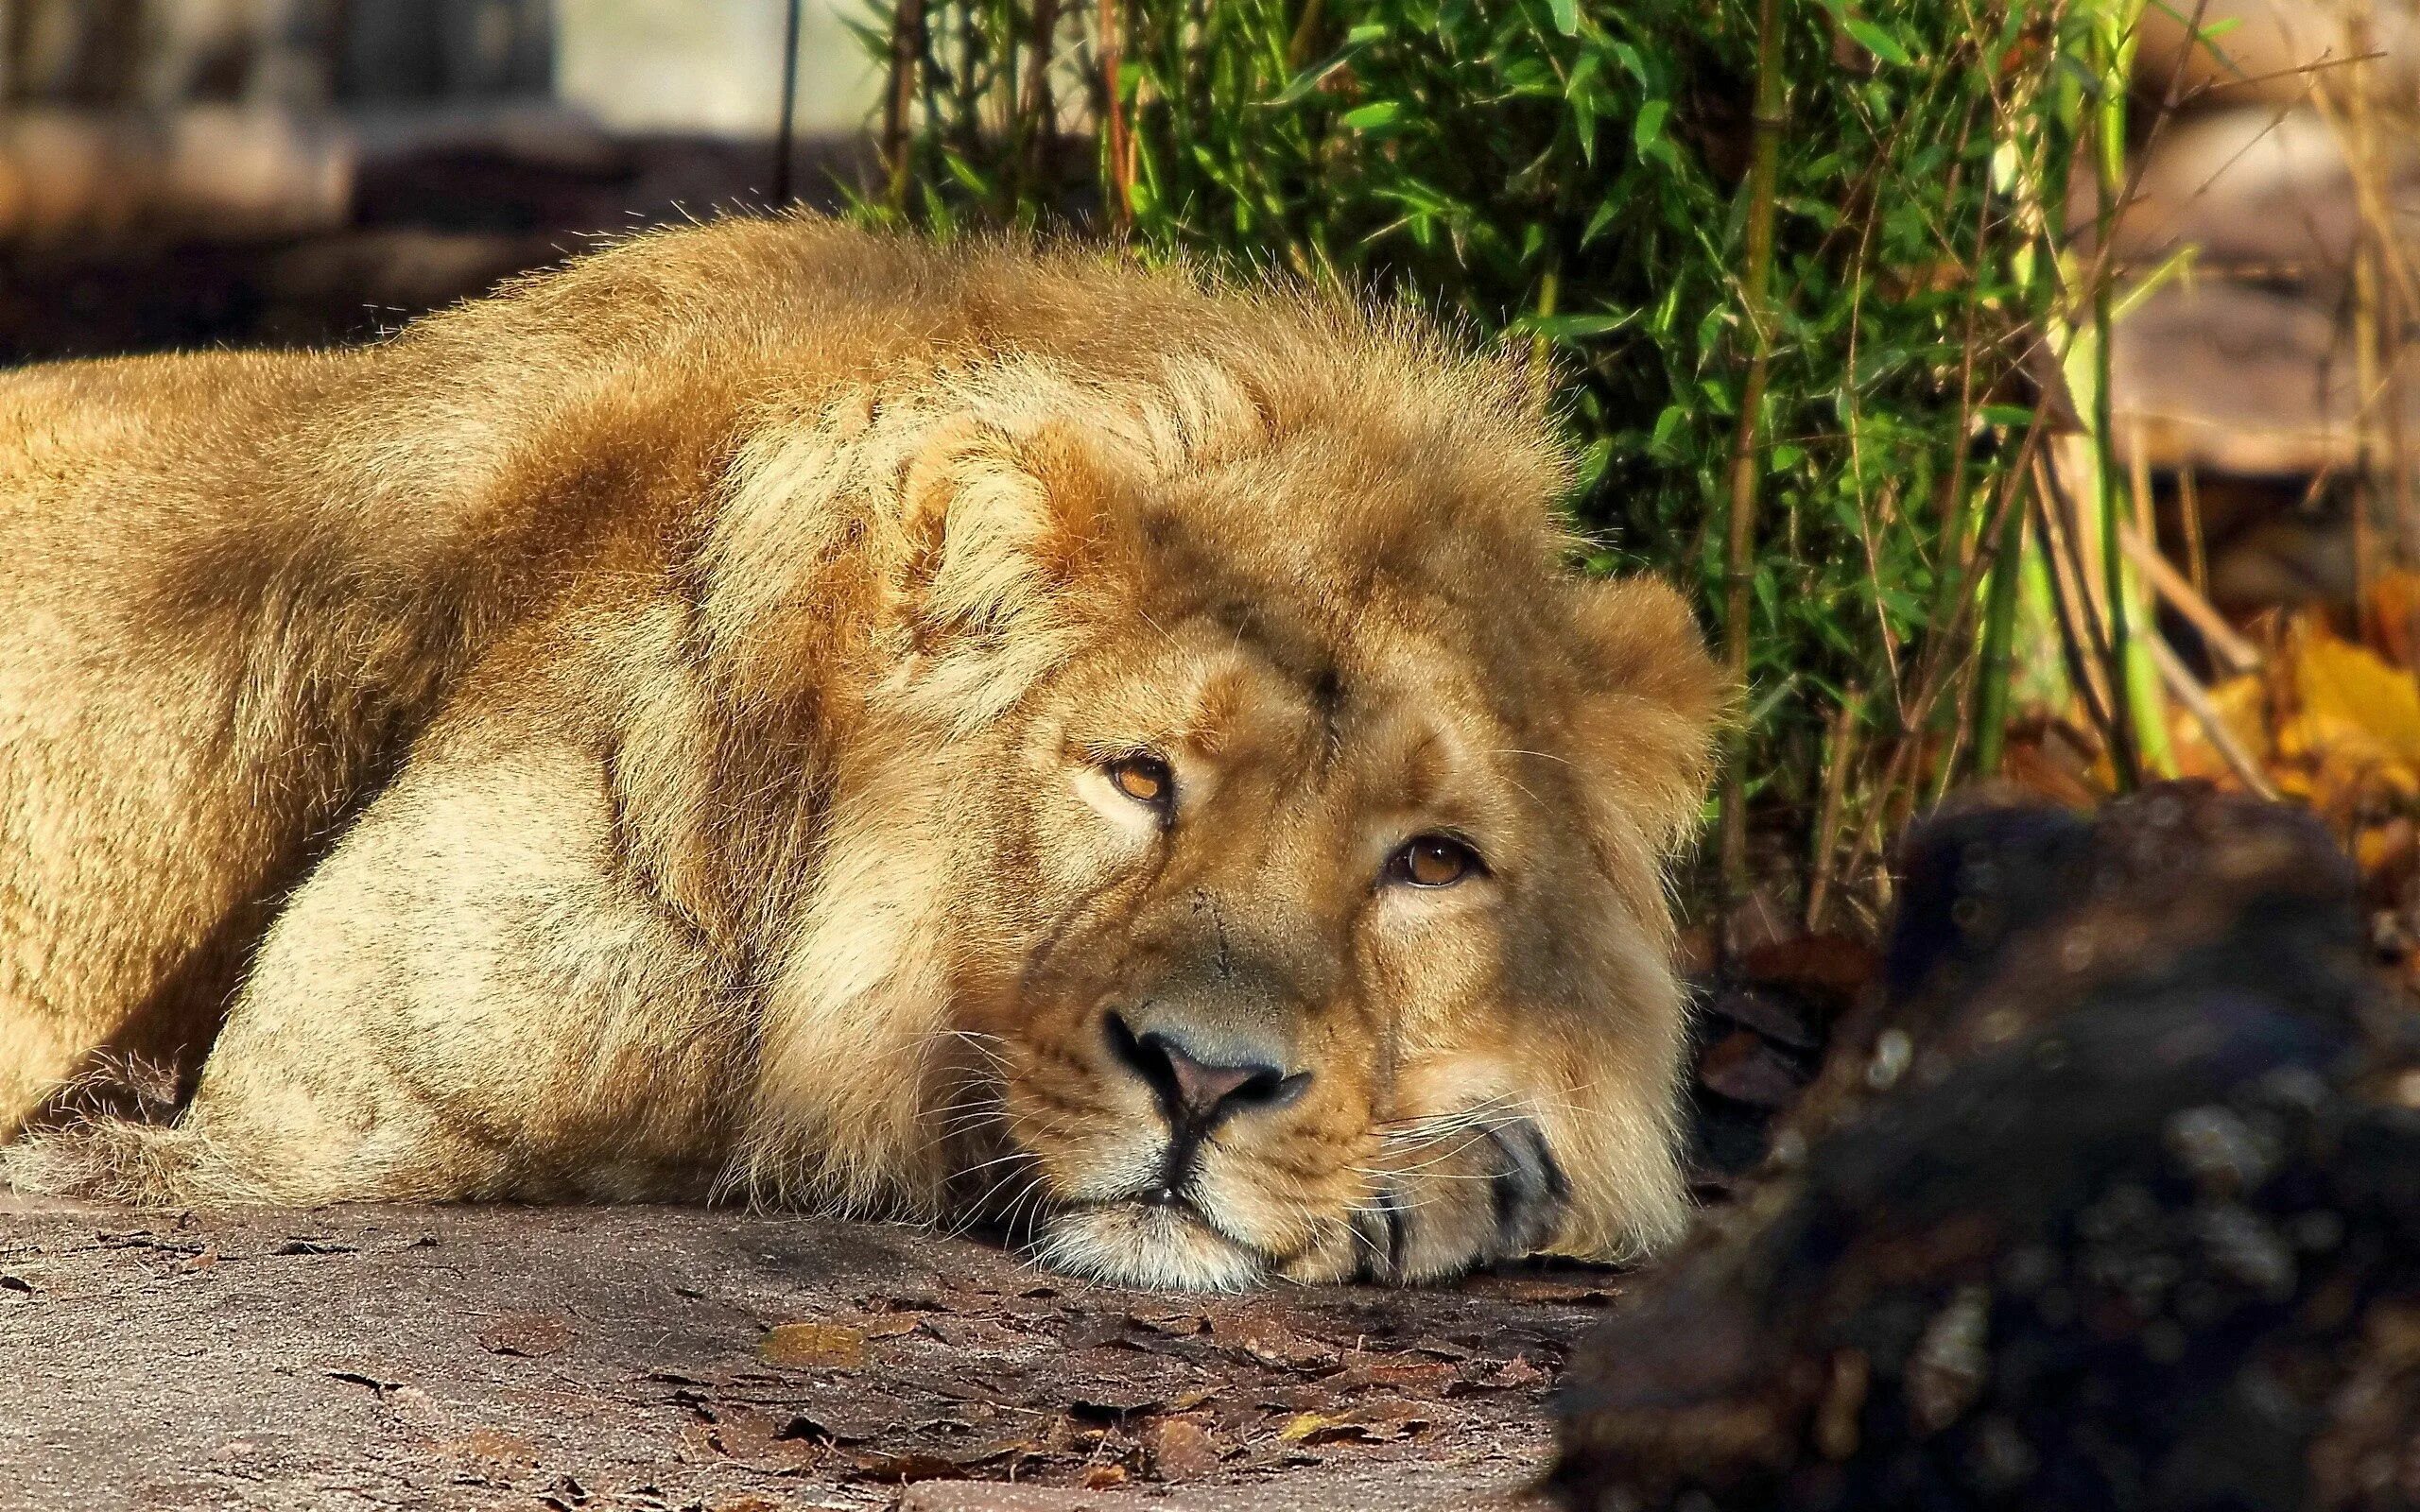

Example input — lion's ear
[891,416,1127,646]
[879,417,1133,728]
[1566,576,1728,854]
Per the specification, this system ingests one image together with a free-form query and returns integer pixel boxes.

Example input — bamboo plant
[849,0,2137,918]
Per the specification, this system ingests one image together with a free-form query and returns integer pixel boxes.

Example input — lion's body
[0,218,1720,1287]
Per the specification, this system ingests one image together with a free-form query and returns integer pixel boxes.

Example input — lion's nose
[1103,1010,1310,1134]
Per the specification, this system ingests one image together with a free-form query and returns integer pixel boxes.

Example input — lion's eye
[1104,753,1173,809]
[1392,834,1482,888]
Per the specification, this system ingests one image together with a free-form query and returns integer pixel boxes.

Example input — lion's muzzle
[1101,1007,1310,1205]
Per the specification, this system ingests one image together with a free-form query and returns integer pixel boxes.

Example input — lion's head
[717,257,1721,1290]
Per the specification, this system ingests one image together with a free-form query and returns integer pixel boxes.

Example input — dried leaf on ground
[476,1311,573,1358]
[440,1427,537,1464]
[2157,616,2420,993]
[1208,1313,1337,1370]
[1140,1415,1223,1479]
[849,1450,980,1483]
[700,1403,822,1472]
[1323,1355,1460,1396]
[787,1389,923,1444]
[761,1321,867,1369]
[1471,1355,1550,1391]
[1275,1399,1432,1446]
[2285,623,2420,767]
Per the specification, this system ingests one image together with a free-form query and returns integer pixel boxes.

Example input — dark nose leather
[1103,1010,1309,1134]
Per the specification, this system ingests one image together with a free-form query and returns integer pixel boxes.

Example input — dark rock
[1556,784,2420,1512]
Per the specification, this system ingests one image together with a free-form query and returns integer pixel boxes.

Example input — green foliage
[856,0,2094,901]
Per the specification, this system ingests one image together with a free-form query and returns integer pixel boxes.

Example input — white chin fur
[1032,1203,1269,1291]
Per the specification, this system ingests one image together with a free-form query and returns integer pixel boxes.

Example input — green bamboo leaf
[941,150,989,195]
[1547,0,1580,37]
[1339,100,1405,130]
[1512,311,1639,340]
[1269,24,1391,106]
[1632,98,1668,157]
[1842,18,1911,64]
[1573,437,1616,496]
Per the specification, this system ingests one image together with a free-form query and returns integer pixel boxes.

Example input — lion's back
[0,215,1551,1143]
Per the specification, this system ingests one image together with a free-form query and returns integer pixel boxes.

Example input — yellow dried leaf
[2167,674,2272,783]
[2292,627,2420,766]
[761,1321,866,1369]
[1278,1412,1337,1443]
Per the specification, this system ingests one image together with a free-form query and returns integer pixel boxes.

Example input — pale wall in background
[556,0,875,136]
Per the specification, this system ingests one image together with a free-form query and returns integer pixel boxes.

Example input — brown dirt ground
[0,1195,1609,1512]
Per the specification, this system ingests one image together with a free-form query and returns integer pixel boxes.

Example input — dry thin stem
[2035,450,2122,741]
[2178,463,2209,597]
[2147,635,2279,799]
[2119,521,2261,674]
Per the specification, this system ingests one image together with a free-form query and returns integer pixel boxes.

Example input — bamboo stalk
[2125,420,2156,558]
[1716,0,1788,896]
[993,2,1018,147]
[2340,0,2411,639]
[2034,453,2121,745]
[884,0,928,213]
[2111,412,2261,674]
[2087,0,2141,789]
[1020,0,1063,191]
[1099,0,1133,231]
[1970,483,2029,775]
[772,0,803,208]
[1805,689,1861,933]
[2351,155,2381,622]
[1530,262,1560,411]
[1927,113,1992,646]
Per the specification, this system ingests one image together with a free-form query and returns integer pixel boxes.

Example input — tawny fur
[0,216,1720,1288]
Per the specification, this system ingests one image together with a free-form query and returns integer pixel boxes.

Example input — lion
[0,216,1721,1289]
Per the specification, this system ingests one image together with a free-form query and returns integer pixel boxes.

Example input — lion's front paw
[1276,1116,1572,1286]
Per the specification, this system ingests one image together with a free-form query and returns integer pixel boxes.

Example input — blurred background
[0,0,877,358]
